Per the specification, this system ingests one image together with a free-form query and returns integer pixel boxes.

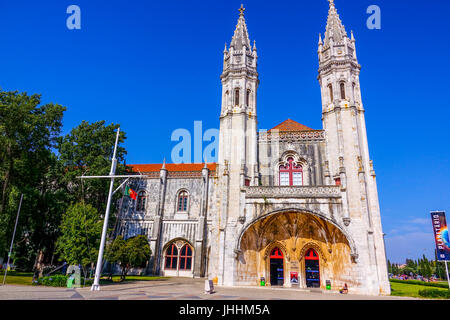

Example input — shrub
[33,275,93,287]
[36,275,68,287]
[418,289,450,299]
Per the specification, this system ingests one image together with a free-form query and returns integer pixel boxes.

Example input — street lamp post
[2,193,23,285]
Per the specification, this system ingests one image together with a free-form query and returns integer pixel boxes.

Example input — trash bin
[260,277,265,286]
[67,275,75,288]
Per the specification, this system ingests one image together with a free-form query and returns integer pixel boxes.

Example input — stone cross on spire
[239,4,245,16]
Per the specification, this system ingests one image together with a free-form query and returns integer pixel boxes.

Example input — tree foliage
[57,120,128,214]
[105,235,151,280]
[0,90,66,268]
[0,89,131,273]
[55,202,102,272]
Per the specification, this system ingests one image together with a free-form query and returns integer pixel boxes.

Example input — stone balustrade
[243,185,341,199]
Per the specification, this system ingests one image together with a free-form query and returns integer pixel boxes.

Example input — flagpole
[2,194,23,285]
[445,261,450,290]
[91,128,120,291]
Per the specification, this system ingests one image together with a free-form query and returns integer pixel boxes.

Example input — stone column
[151,164,168,275]
[194,165,210,277]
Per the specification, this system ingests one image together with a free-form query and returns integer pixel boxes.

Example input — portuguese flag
[124,186,137,200]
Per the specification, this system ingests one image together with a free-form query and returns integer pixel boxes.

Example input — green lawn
[390,279,450,299]
[0,271,168,287]
[0,271,34,286]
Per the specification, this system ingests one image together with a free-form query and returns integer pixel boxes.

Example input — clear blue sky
[1,0,449,264]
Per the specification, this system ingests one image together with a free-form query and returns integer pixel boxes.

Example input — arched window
[328,84,333,102]
[137,191,146,211]
[179,244,193,270]
[225,90,229,106]
[340,82,346,100]
[235,88,240,106]
[279,157,303,186]
[270,247,284,259]
[165,244,178,270]
[305,248,319,260]
[246,89,251,106]
[177,191,188,212]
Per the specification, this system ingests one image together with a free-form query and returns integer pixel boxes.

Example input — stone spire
[323,0,349,46]
[230,4,251,51]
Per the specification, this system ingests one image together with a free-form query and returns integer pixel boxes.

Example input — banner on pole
[431,211,450,261]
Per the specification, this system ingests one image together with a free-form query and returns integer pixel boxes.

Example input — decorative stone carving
[244,186,341,199]
[343,217,351,226]
[259,130,325,143]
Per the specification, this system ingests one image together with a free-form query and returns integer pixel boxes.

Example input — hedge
[390,279,449,289]
[35,275,68,287]
[33,275,93,287]
[418,289,450,299]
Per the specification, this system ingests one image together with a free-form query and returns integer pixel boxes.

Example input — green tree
[0,89,66,267]
[392,263,400,275]
[105,235,151,281]
[55,202,102,277]
[57,120,128,215]
[434,250,447,280]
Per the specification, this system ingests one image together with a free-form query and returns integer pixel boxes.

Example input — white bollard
[204,279,214,294]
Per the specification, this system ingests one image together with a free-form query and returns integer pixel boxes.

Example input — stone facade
[118,1,390,296]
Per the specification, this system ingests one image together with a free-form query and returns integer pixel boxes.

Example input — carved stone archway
[235,209,355,288]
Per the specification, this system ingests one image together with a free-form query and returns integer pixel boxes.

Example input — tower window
[235,88,240,106]
[328,84,333,102]
[340,82,346,100]
[246,89,251,106]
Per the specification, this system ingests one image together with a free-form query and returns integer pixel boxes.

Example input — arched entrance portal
[236,210,355,288]
[269,247,284,286]
[305,248,320,288]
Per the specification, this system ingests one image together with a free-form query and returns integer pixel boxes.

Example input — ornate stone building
[118,1,390,295]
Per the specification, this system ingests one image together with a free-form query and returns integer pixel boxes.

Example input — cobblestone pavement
[0,277,415,300]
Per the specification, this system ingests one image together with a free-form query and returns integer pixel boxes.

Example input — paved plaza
[0,277,415,300]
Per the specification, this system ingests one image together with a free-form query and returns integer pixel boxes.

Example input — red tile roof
[128,163,217,173]
[269,119,314,132]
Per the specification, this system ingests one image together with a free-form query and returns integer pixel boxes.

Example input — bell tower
[219,3,259,182]
[318,0,390,294]
[215,4,259,286]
